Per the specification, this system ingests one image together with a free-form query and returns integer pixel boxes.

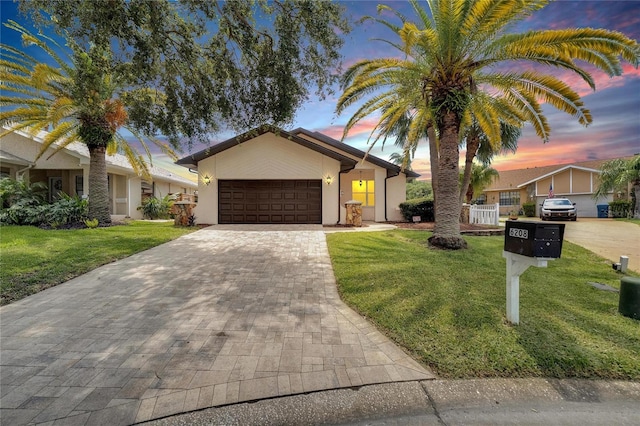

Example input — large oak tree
[3,0,349,224]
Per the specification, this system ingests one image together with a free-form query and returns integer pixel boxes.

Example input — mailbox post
[503,221,565,324]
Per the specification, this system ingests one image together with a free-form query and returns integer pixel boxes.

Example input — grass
[0,221,199,305]
[326,230,640,380]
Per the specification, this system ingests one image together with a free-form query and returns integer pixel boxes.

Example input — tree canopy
[20,0,350,146]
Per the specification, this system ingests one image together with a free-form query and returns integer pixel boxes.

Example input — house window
[75,176,83,197]
[352,180,375,206]
[499,191,520,206]
[476,194,486,205]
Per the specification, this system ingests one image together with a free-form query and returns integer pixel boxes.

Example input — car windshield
[545,199,572,206]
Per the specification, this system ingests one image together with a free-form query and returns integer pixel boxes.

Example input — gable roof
[176,125,420,178]
[484,158,619,192]
[176,125,357,172]
[0,149,32,166]
[292,128,420,178]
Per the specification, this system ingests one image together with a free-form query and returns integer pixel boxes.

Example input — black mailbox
[504,220,565,258]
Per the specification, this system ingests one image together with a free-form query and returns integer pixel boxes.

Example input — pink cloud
[314,117,382,141]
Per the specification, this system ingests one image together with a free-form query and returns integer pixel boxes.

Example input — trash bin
[597,204,609,218]
[619,276,640,320]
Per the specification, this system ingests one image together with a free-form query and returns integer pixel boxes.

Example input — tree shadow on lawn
[514,292,640,380]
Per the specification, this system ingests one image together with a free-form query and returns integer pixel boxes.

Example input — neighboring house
[1,128,198,220]
[482,158,628,217]
[176,125,420,225]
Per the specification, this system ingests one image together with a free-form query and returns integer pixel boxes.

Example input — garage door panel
[218,180,322,224]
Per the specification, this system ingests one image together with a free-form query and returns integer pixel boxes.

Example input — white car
[540,198,577,221]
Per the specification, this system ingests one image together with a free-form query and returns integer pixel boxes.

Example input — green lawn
[327,230,640,380]
[0,221,198,305]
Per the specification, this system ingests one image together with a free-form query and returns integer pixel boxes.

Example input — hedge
[399,198,435,222]
[609,200,631,218]
[522,202,536,217]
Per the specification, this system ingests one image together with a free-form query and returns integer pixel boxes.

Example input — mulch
[393,222,502,232]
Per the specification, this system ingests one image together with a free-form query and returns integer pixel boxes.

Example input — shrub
[609,200,631,218]
[1,177,47,207]
[406,180,433,200]
[138,194,175,219]
[1,177,89,226]
[399,198,435,222]
[0,177,48,225]
[45,194,88,225]
[0,198,48,225]
[522,202,536,217]
[84,218,99,228]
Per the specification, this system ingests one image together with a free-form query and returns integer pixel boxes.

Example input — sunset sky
[2,0,639,181]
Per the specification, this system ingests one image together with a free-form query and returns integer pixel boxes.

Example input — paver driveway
[0,225,433,425]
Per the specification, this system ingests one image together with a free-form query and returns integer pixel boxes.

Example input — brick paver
[0,225,434,425]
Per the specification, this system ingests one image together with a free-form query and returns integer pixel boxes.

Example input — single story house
[176,125,419,225]
[1,127,198,220]
[481,158,625,217]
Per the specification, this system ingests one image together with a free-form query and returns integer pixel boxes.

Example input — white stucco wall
[193,133,341,225]
[128,176,143,219]
[299,133,411,223]
[2,132,86,170]
[386,174,407,222]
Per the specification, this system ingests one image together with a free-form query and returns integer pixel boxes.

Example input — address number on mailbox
[508,228,529,239]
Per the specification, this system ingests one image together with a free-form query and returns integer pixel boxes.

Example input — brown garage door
[218,180,322,224]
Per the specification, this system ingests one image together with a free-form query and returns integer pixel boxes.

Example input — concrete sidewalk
[146,378,640,425]
[0,226,432,425]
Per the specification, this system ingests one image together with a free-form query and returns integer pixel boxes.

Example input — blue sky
[2,0,639,181]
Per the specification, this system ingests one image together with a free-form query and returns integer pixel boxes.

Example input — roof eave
[517,165,602,188]
[292,128,420,178]
[175,125,358,169]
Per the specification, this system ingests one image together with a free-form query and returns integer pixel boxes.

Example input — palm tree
[459,120,521,204]
[389,151,413,171]
[1,21,177,224]
[460,163,499,204]
[337,0,639,249]
[594,155,640,218]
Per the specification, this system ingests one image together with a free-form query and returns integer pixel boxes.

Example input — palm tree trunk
[459,133,480,204]
[427,124,438,221]
[88,146,111,225]
[632,181,640,219]
[429,111,467,249]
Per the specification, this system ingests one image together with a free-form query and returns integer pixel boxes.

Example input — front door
[48,177,63,202]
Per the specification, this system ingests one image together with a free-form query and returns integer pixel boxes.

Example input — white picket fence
[469,203,500,226]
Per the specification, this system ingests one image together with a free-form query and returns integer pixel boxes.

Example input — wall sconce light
[202,174,212,186]
[324,175,333,185]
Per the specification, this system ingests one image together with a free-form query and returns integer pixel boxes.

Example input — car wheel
[572,217,577,221]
